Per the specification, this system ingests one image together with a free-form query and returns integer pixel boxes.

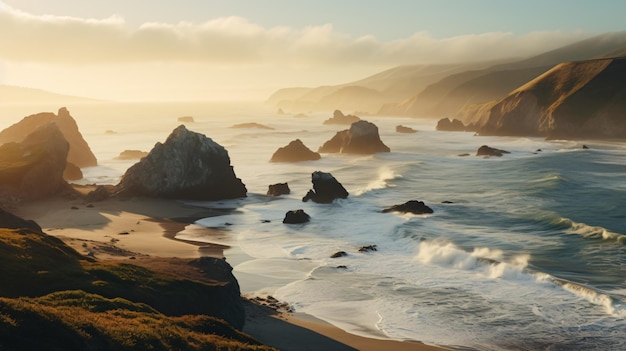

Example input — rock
[458,153,471,157]
[267,183,290,196]
[476,145,510,157]
[330,251,348,258]
[283,209,310,224]
[0,107,97,168]
[0,208,43,233]
[436,118,467,131]
[323,110,361,125]
[318,120,390,154]
[382,200,434,215]
[178,116,195,123]
[115,150,149,160]
[302,171,349,203]
[358,245,377,252]
[396,125,417,133]
[63,162,83,181]
[230,122,274,130]
[270,139,321,162]
[85,185,111,202]
[582,145,589,149]
[115,125,247,200]
[0,123,70,200]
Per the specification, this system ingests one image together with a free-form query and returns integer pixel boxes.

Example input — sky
[0,0,625,101]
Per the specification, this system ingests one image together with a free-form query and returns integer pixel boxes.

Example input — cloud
[0,3,590,67]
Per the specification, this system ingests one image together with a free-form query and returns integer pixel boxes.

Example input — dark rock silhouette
[267,183,290,196]
[382,200,434,215]
[283,209,310,224]
[0,123,70,200]
[302,171,348,203]
[230,122,274,130]
[318,120,390,154]
[330,251,348,258]
[358,245,378,252]
[477,145,510,157]
[63,162,83,181]
[115,125,246,200]
[115,150,149,160]
[396,125,417,133]
[0,208,43,233]
[270,139,321,162]
[323,110,361,125]
[436,118,467,131]
[0,107,97,168]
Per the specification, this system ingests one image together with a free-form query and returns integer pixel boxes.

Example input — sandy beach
[12,189,449,351]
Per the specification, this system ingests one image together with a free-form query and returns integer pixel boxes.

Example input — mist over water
[2,102,624,350]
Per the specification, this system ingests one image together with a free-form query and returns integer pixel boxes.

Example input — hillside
[461,58,626,139]
[0,85,103,105]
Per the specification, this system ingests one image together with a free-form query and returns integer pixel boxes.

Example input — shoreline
[13,191,451,351]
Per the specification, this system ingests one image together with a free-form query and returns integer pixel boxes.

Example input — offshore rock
[0,123,70,200]
[396,125,417,133]
[267,183,290,196]
[302,171,348,203]
[0,107,97,168]
[476,145,510,157]
[115,125,247,200]
[323,110,361,125]
[115,149,149,160]
[318,120,390,154]
[283,209,310,224]
[436,118,467,131]
[382,200,434,215]
[270,139,321,162]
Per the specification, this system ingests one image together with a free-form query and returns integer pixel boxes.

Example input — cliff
[463,58,626,139]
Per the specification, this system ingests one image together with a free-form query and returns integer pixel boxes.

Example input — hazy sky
[1,0,624,101]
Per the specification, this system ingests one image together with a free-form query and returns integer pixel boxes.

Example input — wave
[543,215,626,244]
[354,166,403,196]
[554,280,626,318]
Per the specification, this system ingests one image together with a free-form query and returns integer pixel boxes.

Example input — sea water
[1,102,624,350]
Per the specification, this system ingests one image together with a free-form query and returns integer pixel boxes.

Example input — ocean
[1,101,625,350]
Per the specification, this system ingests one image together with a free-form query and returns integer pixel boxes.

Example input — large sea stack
[270,139,321,162]
[318,120,390,154]
[0,107,97,168]
[0,123,70,200]
[115,125,247,200]
[302,171,348,203]
[462,58,626,139]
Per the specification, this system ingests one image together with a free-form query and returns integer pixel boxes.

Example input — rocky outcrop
[302,171,348,203]
[0,107,97,168]
[267,183,290,196]
[396,125,417,133]
[476,145,510,157]
[0,208,43,233]
[230,122,274,130]
[63,162,83,181]
[318,120,390,154]
[436,118,467,131]
[85,185,111,202]
[115,125,247,200]
[115,150,149,160]
[283,209,310,224]
[323,110,361,125]
[270,139,321,162]
[382,200,434,215]
[462,58,626,139]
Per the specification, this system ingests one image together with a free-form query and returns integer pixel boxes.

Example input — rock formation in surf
[323,110,361,125]
[382,200,434,215]
[115,125,247,200]
[302,171,348,203]
[476,145,510,157]
[115,150,149,160]
[270,139,321,162]
[267,183,290,196]
[318,120,390,154]
[436,118,468,131]
[0,107,97,168]
[283,209,310,224]
[396,125,417,133]
[0,123,70,200]
[461,58,626,139]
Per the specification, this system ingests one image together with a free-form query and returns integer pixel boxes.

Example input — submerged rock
[382,200,434,215]
[267,183,290,196]
[283,209,310,224]
[302,171,348,203]
[115,125,247,200]
[0,107,97,168]
[323,110,361,125]
[318,120,390,154]
[270,139,321,162]
[476,145,510,157]
[0,123,70,200]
